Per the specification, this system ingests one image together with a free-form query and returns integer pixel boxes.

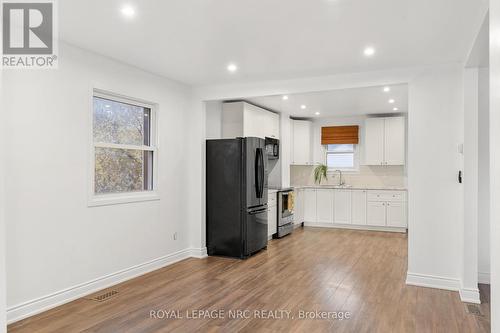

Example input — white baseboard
[406,272,480,304]
[304,222,407,233]
[406,272,461,291]
[189,247,208,259]
[478,272,490,284]
[459,287,481,304]
[7,247,207,324]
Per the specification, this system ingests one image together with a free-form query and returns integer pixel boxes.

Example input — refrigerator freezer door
[245,207,268,256]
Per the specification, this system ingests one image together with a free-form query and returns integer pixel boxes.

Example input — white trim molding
[406,272,461,291]
[459,287,481,304]
[406,272,480,304]
[7,248,206,324]
[304,222,407,233]
[188,247,208,259]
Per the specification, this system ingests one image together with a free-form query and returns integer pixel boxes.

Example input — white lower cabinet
[303,189,317,222]
[295,187,407,231]
[268,204,277,237]
[334,190,351,224]
[316,189,334,223]
[351,190,367,225]
[386,202,406,227]
[367,201,387,226]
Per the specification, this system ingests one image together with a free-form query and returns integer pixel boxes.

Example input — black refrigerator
[206,137,268,259]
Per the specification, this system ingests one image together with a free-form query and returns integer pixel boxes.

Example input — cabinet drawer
[367,191,406,202]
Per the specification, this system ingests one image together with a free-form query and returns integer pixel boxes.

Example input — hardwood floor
[9,227,490,333]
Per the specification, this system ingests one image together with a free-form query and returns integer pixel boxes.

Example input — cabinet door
[386,202,406,227]
[316,189,334,223]
[303,189,317,222]
[364,118,385,165]
[268,205,277,237]
[292,120,312,165]
[351,190,367,225]
[334,190,351,224]
[294,189,304,225]
[269,112,280,139]
[384,117,405,165]
[367,201,386,226]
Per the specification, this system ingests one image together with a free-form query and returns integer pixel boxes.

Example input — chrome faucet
[334,170,345,186]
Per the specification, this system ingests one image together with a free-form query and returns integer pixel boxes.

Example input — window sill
[327,169,360,174]
[88,191,160,207]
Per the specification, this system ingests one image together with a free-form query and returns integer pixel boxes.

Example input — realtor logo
[2,0,58,68]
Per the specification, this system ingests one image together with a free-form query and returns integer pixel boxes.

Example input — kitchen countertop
[292,185,407,191]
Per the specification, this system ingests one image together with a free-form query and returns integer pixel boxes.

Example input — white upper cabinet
[384,117,405,165]
[291,119,312,165]
[364,116,405,166]
[364,118,385,165]
[222,102,280,139]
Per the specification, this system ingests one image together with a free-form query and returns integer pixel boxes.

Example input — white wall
[490,3,500,330]
[478,67,490,284]
[205,101,223,139]
[406,65,465,289]
[0,71,7,332]
[2,43,194,322]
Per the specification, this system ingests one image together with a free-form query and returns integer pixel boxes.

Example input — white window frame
[88,89,160,207]
[325,144,360,173]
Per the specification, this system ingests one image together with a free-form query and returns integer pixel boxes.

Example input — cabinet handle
[387,203,390,206]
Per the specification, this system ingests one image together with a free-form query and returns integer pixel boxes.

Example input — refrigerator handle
[255,148,264,198]
[259,148,265,197]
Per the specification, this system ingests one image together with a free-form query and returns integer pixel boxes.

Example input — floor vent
[86,290,119,302]
[466,304,483,317]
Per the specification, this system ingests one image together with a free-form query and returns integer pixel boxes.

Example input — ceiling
[246,84,408,118]
[59,0,487,85]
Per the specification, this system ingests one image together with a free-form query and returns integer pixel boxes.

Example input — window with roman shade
[322,126,359,170]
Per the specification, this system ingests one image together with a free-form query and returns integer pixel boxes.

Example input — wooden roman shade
[321,126,359,145]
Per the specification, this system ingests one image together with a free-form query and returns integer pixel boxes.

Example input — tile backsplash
[290,165,406,188]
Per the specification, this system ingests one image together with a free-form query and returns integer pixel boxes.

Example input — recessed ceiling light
[300,105,307,109]
[393,107,399,111]
[315,112,321,116]
[383,86,390,92]
[363,47,375,57]
[388,99,395,104]
[227,63,238,73]
[105,104,111,108]
[282,95,289,100]
[121,5,135,18]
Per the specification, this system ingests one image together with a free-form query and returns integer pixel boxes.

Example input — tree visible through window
[93,94,154,194]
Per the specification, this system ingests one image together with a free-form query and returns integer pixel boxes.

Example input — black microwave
[265,137,279,160]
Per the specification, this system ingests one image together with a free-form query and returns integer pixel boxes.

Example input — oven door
[280,192,294,218]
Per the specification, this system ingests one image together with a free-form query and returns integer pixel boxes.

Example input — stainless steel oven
[276,189,294,238]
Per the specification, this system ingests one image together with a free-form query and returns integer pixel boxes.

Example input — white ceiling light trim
[227,63,238,73]
[121,5,135,18]
[363,46,376,57]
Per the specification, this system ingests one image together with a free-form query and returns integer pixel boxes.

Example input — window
[90,91,157,205]
[326,144,358,171]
